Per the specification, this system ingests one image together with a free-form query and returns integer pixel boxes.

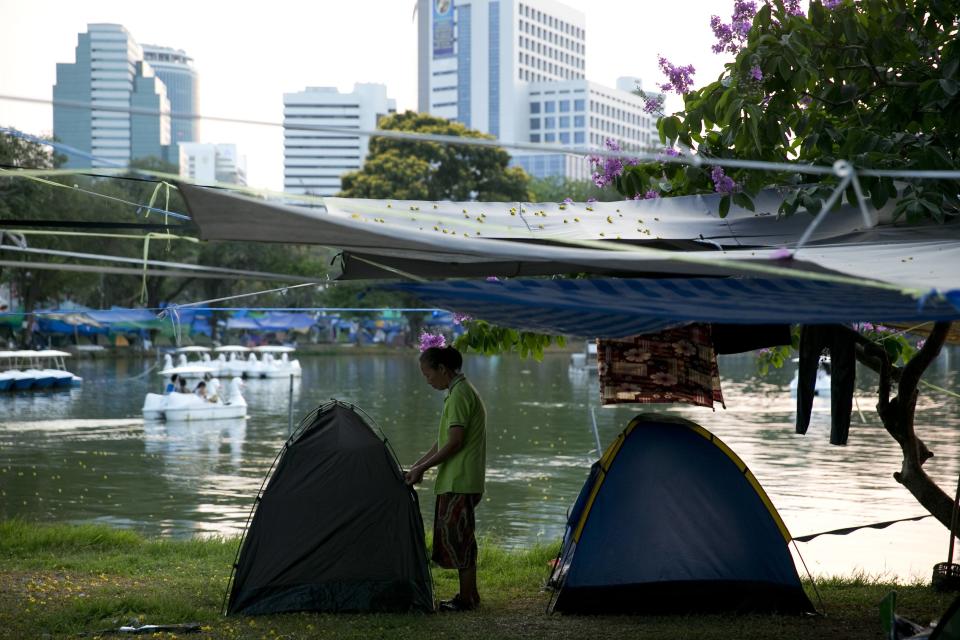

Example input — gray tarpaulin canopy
[176,183,960,332]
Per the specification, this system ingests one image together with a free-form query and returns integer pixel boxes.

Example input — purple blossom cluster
[822,0,841,8]
[642,93,664,114]
[710,1,757,54]
[750,65,764,81]
[452,312,473,325]
[644,190,661,199]
[418,332,446,351]
[656,56,696,95]
[781,0,805,16]
[858,322,893,334]
[711,166,739,194]
[589,138,639,189]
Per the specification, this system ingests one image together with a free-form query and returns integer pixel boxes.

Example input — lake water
[1,348,958,582]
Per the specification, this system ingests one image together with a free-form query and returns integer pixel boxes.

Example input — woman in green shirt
[405,346,487,612]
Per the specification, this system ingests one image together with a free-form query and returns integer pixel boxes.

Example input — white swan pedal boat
[788,356,832,398]
[143,375,247,422]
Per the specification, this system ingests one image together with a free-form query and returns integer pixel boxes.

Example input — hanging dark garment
[711,324,792,355]
[598,324,724,409]
[796,325,856,445]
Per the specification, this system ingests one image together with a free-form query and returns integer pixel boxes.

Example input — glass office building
[54,24,171,168]
[142,44,199,166]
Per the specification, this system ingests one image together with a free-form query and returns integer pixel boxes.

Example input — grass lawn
[0,519,950,639]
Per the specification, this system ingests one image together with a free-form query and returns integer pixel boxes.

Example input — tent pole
[589,407,602,457]
[947,471,960,565]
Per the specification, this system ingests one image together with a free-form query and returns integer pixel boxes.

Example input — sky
[0,0,732,191]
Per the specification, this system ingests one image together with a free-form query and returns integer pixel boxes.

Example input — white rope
[0,244,311,283]
[158,281,320,315]
[6,94,960,179]
[792,161,854,255]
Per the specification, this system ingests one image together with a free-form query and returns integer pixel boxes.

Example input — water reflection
[0,348,958,580]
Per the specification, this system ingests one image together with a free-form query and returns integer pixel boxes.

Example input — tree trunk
[854,322,955,529]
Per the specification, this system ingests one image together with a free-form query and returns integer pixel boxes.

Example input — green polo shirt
[435,374,486,494]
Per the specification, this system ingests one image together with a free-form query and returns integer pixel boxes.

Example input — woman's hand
[405,465,425,485]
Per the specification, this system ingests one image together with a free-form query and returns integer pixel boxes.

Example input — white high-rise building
[283,83,396,199]
[179,143,246,186]
[54,24,171,168]
[417,0,657,179]
[418,0,585,143]
[514,76,659,179]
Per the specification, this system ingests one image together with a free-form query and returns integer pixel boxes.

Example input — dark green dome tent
[226,401,434,615]
[548,414,815,615]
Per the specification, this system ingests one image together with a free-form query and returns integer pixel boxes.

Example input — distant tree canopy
[0,133,329,345]
[338,111,531,202]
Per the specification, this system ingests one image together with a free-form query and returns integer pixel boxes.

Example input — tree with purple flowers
[613,0,959,223]
[605,0,960,532]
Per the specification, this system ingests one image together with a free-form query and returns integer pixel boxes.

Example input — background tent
[226,401,434,615]
[548,414,815,615]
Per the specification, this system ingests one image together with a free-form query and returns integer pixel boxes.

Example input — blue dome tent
[548,414,815,615]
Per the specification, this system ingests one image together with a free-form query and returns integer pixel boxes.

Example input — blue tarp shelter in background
[86,308,158,328]
[254,312,316,332]
[226,316,262,331]
[388,277,960,339]
[223,312,316,333]
[36,312,106,336]
[549,414,815,614]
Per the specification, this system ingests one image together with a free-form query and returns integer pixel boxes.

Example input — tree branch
[899,322,951,400]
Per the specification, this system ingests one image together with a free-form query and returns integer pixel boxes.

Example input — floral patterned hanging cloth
[597,324,725,409]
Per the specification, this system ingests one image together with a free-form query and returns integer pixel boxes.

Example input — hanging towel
[711,324,792,355]
[796,324,856,445]
[598,324,725,409]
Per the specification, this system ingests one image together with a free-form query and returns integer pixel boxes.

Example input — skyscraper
[142,44,199,161]
[419,0,585,142]
[283,83,396,200]
[54,24,171,168]
[417,0,657,179]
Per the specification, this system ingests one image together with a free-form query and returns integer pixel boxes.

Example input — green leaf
[778,57,792,82]
[661,116,680,142]
[939,78,959,96]
[732,192,755,211]
[714,87,737,122]
[718,195,731,218]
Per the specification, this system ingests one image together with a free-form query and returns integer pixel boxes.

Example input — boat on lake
[160,345,301,380]
[143,374,247,422]
[788,356,832,398]
[0,350,82,391]
[569,341,598,374]
[252,346,302,379]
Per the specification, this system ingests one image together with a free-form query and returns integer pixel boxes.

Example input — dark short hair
[419,346,463,372]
